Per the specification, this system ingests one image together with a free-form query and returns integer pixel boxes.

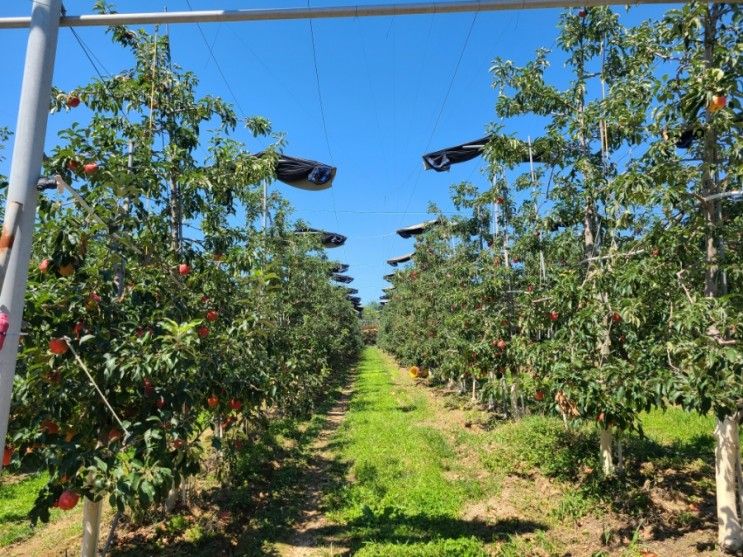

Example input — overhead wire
[184,0,246,117]
[396,10,481,229]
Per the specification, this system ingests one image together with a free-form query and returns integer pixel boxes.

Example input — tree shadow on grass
[292,508,548,554]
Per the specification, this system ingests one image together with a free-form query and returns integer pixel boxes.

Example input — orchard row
[0,22,362,523]
[379,4,742,552]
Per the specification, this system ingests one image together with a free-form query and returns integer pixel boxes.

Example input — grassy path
[276,347,512,556]
[273,347,719,557]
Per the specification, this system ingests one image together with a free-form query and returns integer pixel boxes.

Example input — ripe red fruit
[535,390,545,401]
[578,9,587,17]
[107,428,122,443]
[3,446,12,467]
[207,394,219,409]
[201,295,209,304]
[178,263,190,276]
[66,95,80,108]
[45,370,62,385]
[41,419,60,435]
[206,310,219,322]
[143,378,154,397]
[83,162,98,175]
[597,412,607,424]
[229,399,242,411]
[496,196,505,204]
[549,310,559,322]
[72,321,85,338]
[611,312,622,323]
[89,292,102,304]
[38,259,51,273]
[173,438,185,449]
[496,339,507,350]
[49,338,68,355]
[57,490,80,511]
[526,285,534,293]
[197,325,209,338]
[709,94,727,112]
[155,396,166,409]
[66,160,80,172]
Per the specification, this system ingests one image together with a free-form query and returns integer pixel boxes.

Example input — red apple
[207,394,219,409]
[72,321,85,339]
[549,310,559,322]
[3,446,12,467]
[38,259,51,273]
[107,428,122,443]
[178,263,190,276]
[83,162,98,175]
[49,338,68,355]
[155,396,166,409]
[143,378,154,397]
[89,292,102,304]
[578,9,587,17]
[197,325,209,338]
[709,94,727,112]
[496,196,505,204]
[66,95,80,108]
[611,312,622,323]
[206,310,219,322]
[41,419,60,435]
[57,490,80,511]
[229,398,242,411]
[496,339,507,350]
[173,439,185,449]
[535,390,545,401]
[66,160,80,172]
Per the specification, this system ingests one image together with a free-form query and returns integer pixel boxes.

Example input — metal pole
[0,0,711,29]
[0,0,61,468]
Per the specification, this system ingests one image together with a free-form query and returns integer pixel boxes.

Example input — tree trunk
[509,381,522,419]
[80,498,102,557]
[599,427,615,477]
[715,414,743,552]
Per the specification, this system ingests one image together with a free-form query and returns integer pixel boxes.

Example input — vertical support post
[0,0,61,468]
[80,498,102,557]
[262,181,268,232]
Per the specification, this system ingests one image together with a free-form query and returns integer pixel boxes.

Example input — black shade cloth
[258,152,336,191]
[344,287,359,295]
[423,137,489,172]
[382,286,394,292]
[423,135,557,172]
[380,296,390,302]
[387,252,414,266]
[347,295,361,304]
[383,273,395,281]
[297,227,347,248]
[396,218,441,239]
[330,263,350,273]
[333,274,354,283]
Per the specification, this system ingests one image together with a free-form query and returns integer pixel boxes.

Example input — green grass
[325,348,524,554]
[0,472,58,546]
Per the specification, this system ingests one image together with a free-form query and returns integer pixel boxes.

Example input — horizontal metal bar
[0,0,688,30]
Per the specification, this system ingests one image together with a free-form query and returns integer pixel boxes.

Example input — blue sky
[0,1,671,304]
